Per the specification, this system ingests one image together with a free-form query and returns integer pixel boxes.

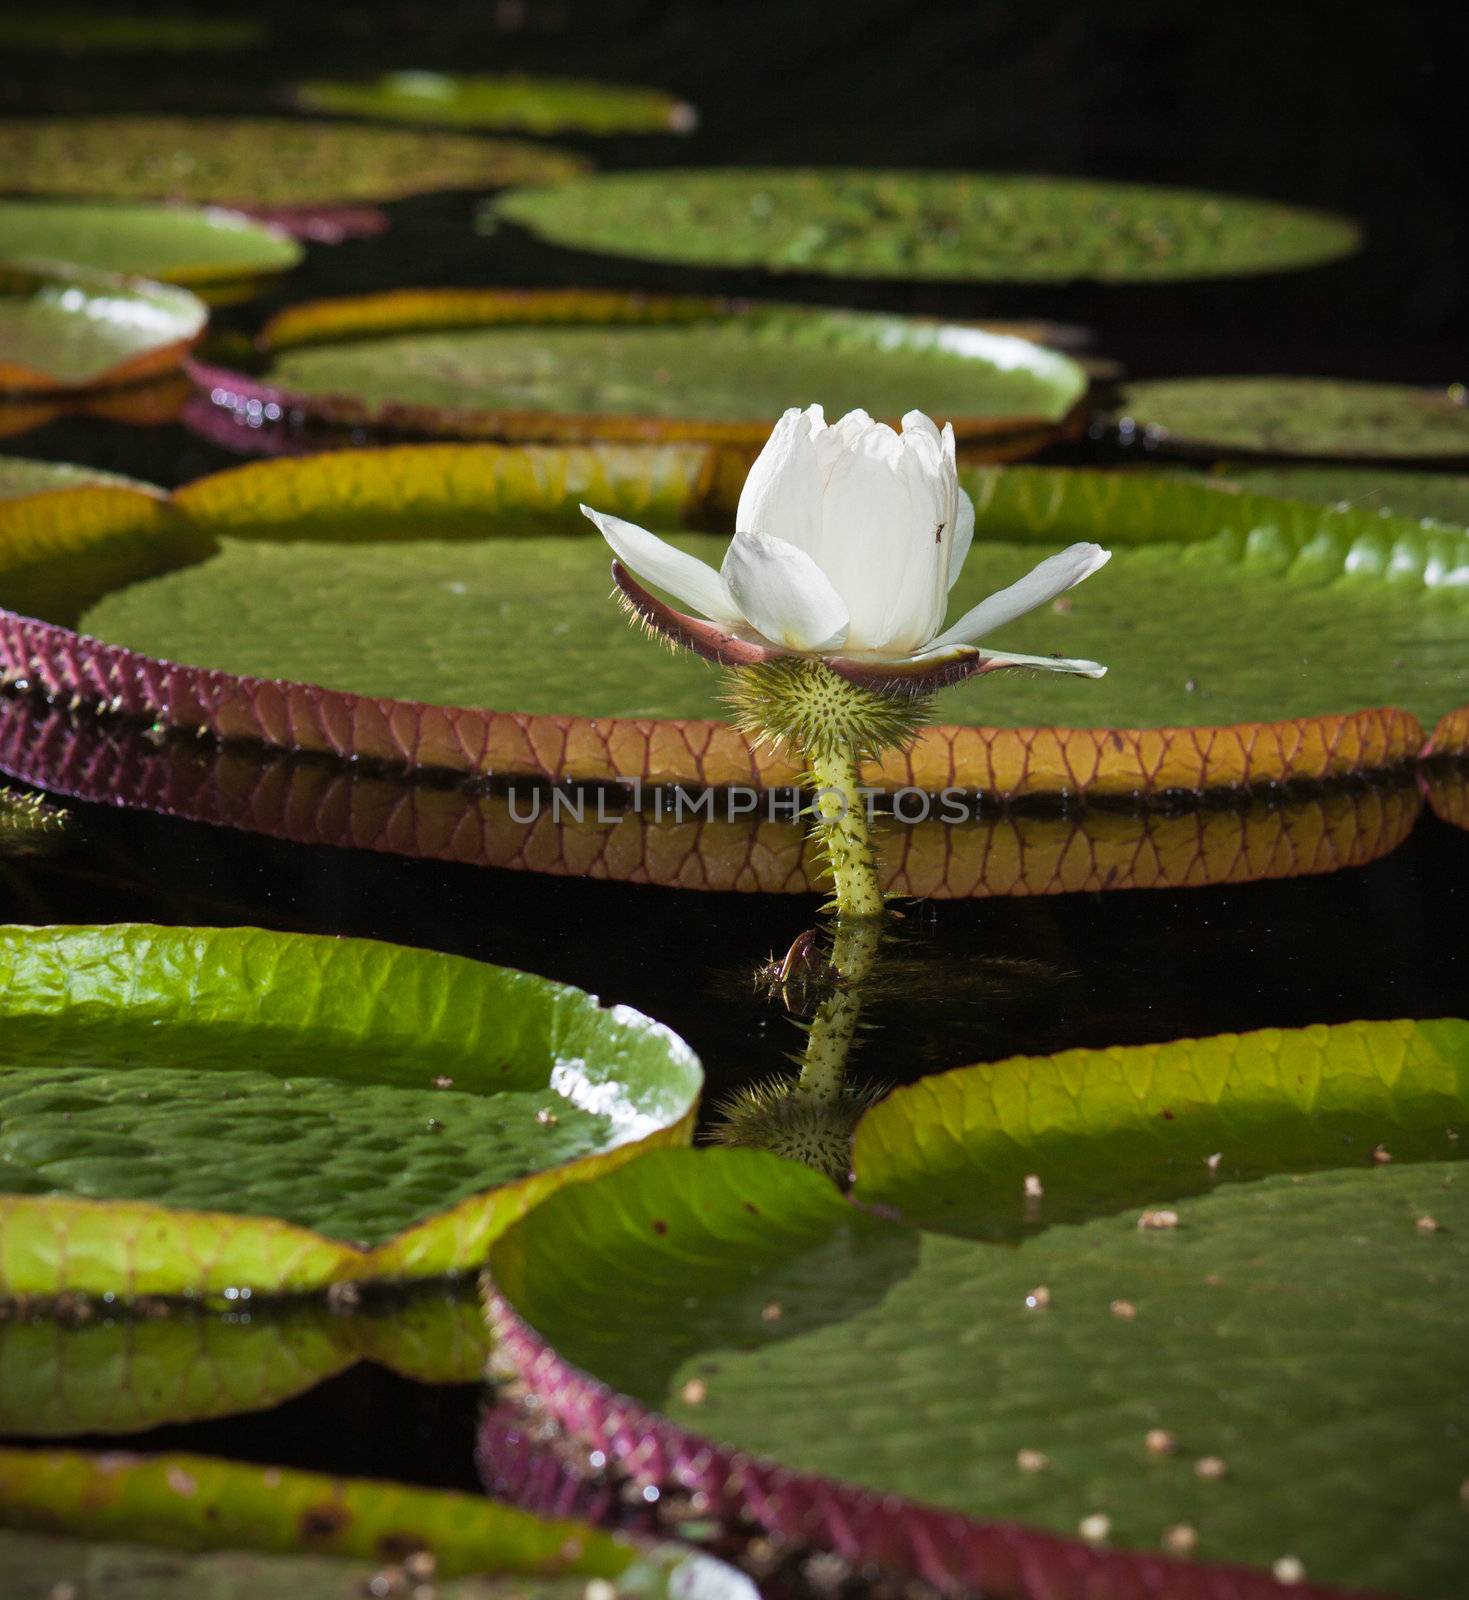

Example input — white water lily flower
[582,404,1110,694]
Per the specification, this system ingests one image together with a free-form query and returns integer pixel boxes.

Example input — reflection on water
[0,689,1437,899]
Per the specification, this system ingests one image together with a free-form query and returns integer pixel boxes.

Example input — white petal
[946,486,974,589]
[923,542,1110,652]
[735,406,824,557]
[974,649,1108,678]
[900,409,944,446]
[721,531,849,652]
[900,643,1107,678]
[815,441,944,653]
[580,504,742,626]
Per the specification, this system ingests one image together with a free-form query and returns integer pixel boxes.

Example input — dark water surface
[2,0,1467,1506]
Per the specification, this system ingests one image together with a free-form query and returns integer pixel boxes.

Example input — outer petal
[610,562,785,667]
[946,486,974,589]
[922,542,1110,653]
[734,406,824,558]
[721,531,849,653]
[581,504,742,626]
[826,642,1105,695]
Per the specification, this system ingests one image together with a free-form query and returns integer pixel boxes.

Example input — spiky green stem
[805,743,883,919]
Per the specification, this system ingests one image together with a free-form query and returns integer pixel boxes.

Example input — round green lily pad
[223,290,1086,444]
[489,1018,1469,1598]
[0,454,158,499]
[0,266,206,393]
[0,200,301,289]
[1117,377,1469,460]
[0,1452,753,1600]
[70,464,1469,733]
[0,116,588,208]
[1214,464,1469,527]
[0,1282,488,1436]
[0,924,700,1299]
[489,169,1360,283]
[297,70,697,135]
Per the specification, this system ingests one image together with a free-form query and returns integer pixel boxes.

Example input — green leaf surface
[492,1017,1469,1596]
[1212,464,1469,527]
[0,1451,754,1599]
[0,268,205,392]
[490,169,1359,283]
[1117,378,1469,459]
[0,1283,488,1436]
[262,304,1084,426]
[297,71,697,135]
[0,455,159,499]
[69,464,1469,731]
[0,201,301,288]
[0,117,588,208]
[0,925,699,1297]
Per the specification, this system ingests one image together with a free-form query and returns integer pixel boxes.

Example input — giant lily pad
[0,1282,488,1437]
[187,290,1088,454]
[0,1450,753,1600]
[0,692,1429,898]
[489,169,1359,283]
[0,266,205,393]
[0,454,159,499]
[0,924,700,1301]
[297,70,698,135]
[0,448,1463,796]
[487,1017,1469,1600]
[1212,464,1469,527]
[0,200,301,292]
[1116,378,1469,460]
[0,116,588,210]
[0,448,1465,796]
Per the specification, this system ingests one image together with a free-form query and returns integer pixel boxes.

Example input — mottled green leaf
[0,1451,753,1599]
[0,117,588,208]
[0,267,205,393]
[0,201,301,289]
[0,925,699,1298]
[0,1283,489,1437]
[0,455,158,499]
[490,1019,1469,1597]
[490,170,1358,283]
[258,302,1085,428]
[297,71,696,136]
[1116,378,1469,459]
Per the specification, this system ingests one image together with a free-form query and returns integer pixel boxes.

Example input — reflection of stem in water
[714,915,883,1182]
